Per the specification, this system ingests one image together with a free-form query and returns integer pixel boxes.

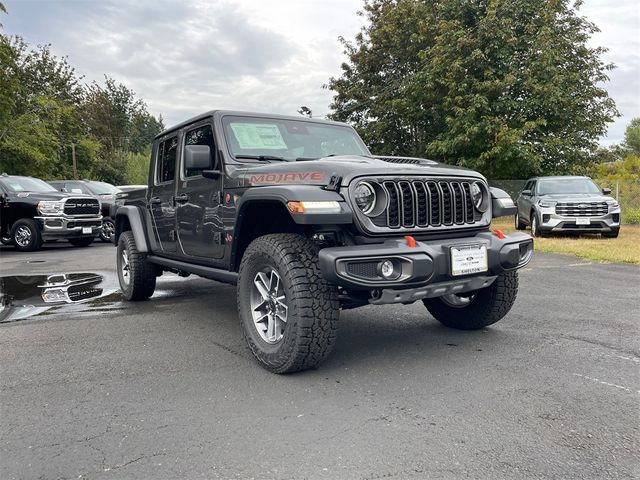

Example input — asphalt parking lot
[1,242,638,479]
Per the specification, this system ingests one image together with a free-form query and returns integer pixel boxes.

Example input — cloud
[2,0,637,145]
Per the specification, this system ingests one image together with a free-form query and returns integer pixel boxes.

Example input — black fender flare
[235,185,352,226]
[114,206,152,253]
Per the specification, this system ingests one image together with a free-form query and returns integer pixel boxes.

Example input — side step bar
[147,255,238,285]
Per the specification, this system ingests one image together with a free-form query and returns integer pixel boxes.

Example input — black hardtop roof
[154,110,351,140]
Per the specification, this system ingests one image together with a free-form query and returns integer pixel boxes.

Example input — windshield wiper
[234,154,287,162]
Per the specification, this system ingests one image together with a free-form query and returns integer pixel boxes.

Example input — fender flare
[114,205,151,253]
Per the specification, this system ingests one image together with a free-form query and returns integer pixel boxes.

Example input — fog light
[377,260,399,280]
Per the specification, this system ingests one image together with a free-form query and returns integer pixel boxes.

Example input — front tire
[423,271,519,330]
[68,237,94,247]
[530,212,543,237]
[515,213,526,230]
[99,218,115,243]
[11,219,43,252]
[117,231,157,301]
[237,234,339,374]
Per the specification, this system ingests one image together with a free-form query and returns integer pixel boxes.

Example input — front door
[176,122,224,260]
[149,135,179,253]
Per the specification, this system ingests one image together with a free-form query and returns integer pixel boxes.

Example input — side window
[523,181,532,193]
[184,125,215,178]
[157,136,178,184]
[530,181,537,195]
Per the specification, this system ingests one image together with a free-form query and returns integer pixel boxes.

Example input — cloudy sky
[3,0,639,145]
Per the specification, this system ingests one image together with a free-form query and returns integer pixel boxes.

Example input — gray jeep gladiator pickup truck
[114,111,533,373]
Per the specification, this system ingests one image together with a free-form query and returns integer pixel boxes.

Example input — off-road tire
[515,213,526,230]
[99,218,115,243]
[602,229,619,238]
[423,271,519,330]
[68,237,94,247]
[117,231,156,301]
[11,219,43,252]
[237,233,339,374]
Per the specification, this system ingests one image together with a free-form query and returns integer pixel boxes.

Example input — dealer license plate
[450,244,488,277]
[82,227,92,234]
[575,218,591,225]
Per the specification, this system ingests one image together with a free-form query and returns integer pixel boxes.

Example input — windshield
[86,181,121,195]
[222,116,370,162]
[1,177,57,193]
[537,178,602,195]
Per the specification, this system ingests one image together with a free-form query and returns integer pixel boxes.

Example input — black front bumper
[318,231,533,304]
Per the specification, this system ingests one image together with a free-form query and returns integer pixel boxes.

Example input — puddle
[0,272,123,323]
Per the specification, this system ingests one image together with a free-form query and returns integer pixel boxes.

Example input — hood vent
[373,156,437,166]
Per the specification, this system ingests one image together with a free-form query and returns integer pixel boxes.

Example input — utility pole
[71,142,77,179]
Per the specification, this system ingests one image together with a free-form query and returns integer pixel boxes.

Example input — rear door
[175,121,224,260]
[149,134,179,253]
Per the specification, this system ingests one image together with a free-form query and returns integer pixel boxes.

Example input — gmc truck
[114,111,533,373]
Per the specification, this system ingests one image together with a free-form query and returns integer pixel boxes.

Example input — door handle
[174,194,189,204]
[150,197,162,205]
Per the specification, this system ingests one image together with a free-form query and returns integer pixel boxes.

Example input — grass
[492,218,640,265]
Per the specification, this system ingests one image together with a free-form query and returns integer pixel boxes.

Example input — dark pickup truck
[0,174,102,251]
[114,111,533,373]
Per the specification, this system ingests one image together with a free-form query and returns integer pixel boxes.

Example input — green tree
[0,35,81,176]
[622,118,640,155]
[328,0,618,179]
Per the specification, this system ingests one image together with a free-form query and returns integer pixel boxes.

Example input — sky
[3,0,639,146]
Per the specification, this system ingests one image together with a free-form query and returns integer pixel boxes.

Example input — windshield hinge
[324,174,342,192]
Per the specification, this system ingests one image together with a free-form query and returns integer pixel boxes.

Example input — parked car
[113,110,533,373]
[48,180,121,242]
[515,176,620,237]
[0,174,102,251]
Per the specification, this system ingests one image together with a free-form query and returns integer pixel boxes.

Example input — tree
[0,35,81,176]
[622,118,640,156]
[328,0,619,179]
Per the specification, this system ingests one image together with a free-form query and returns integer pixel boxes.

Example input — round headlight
[354,182,376,215]
[471,182,488,212]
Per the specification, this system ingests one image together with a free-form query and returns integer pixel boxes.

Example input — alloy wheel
[14,226,32,247]
[250,267,288,344]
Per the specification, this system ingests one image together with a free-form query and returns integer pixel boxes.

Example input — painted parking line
[573,373,639,394]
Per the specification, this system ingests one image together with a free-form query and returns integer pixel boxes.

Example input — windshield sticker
[230,123,288,150]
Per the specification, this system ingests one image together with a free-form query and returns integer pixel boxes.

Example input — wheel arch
[114,206,150,252]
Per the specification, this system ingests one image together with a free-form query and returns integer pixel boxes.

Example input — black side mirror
[184,145,212,171]
[490,187,517,218]
[602,187,612,195]
[521,189,532,196]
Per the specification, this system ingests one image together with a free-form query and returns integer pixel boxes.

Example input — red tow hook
[493,229,505,239]
[404,235,416,248]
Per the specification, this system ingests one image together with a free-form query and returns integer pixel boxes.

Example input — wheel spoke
[269,270,280,295]
[266,313,276,341]
[254,273,271,300]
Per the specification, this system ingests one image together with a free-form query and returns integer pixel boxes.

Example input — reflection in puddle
[0,273,122,323]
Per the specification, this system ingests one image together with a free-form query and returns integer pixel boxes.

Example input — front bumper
[318,231,533,304]
[35,215,103,240]
[536,207,620,233]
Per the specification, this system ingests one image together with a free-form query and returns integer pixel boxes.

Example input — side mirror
[602,187,612,195]
[184,145,212,171]
[521,189,532,196]
[490,187,517,218]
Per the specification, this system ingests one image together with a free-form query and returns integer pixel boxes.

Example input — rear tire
[11,219,43,252]
[237,233,339,374]
[423,271,519,330]
[68,237,94,247]
[117,231,156,301]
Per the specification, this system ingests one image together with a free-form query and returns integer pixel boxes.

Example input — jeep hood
[232,155,484,188]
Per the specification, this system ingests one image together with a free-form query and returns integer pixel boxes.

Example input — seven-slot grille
[369,179,481,229]
[555,202,608,217]
[64,198,100,216]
